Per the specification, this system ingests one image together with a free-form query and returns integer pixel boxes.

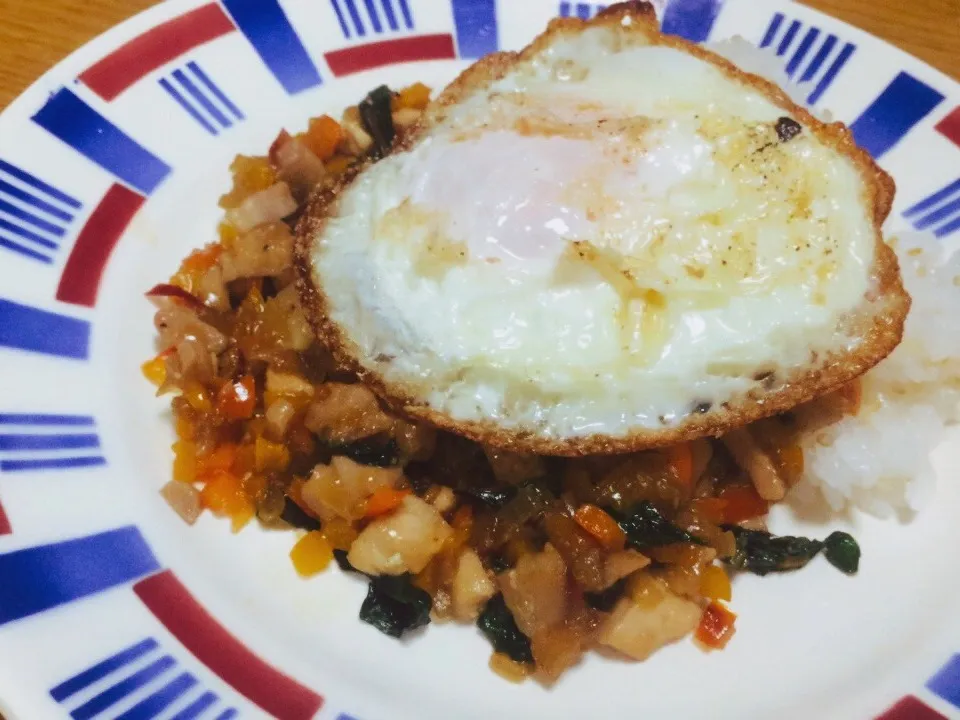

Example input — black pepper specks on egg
[775,117,803,143]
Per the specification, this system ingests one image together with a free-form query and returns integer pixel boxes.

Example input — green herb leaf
[725,526,824,575]
[614,501,705,551]
[823,531,860,574]
[359,85,396,159]
[332,436,400,467]
[359,574,432,638]
[477,594,533,664]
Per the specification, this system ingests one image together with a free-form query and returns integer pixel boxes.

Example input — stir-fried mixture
[144,83,860,683]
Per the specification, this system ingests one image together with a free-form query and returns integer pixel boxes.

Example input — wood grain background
[0,0,956,110]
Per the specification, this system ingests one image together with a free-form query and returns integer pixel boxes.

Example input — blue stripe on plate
[0,433,99,451]
[0,298,89,360]
[159,79,218,136]
[397,0,413,29]
[0,236,51,263]
[172,69,232,129]
[71,656,176,720]
[214,710,239,720]
[661,0,723,42]
[0,215,59,249]
[0,197,66,237]
[0,526,161,626]
[330,0,352,38]
[51,638,159,702]
[450,0,498,59]
[169,692,219,720]
[0,178,74,223]
[114,673,198,720]
[0,159,81,209]
[221,0,322,95]
[850,71,945,158]
[776,19,801,56]
[927,654,960,709]
[32,89,171,196]
[786,27,819,77]
[760,12,783,49]
[188,63,244,121]
[380,0,399,31]
[0,457,106,472]
[0,414,94,426]
[362,0,384,33]
[807,42,855,105]
[904,178,960,217]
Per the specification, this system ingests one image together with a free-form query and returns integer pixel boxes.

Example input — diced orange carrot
[324,155,353,175]
[217,375,256,420]
[217,221,239,248]
[664,442,694,490]
[219,156,277,209]
[172,440,197,483]
[195,444,238,481]
[141,355,167,386]
[696,601,737,650]
[689,497,728,525]
[394,82,431,110]
[320,517,358,551]
[254,435,290,473]
[182,381,213,412]
[775,444,804,483]
[363,487,411,518]
[699,564,732,602]
[488,652,532,682]
[302,115,345,161]
[174,412,195,441]
[200,469,255,532]
[573,503,626,551]
[718,484,768,524]
[171,244,222,292]
[290,531,334,577]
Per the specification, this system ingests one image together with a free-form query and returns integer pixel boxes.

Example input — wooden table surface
[0,0,956,111]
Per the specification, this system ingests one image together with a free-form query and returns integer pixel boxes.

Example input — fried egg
[296,1,909,455]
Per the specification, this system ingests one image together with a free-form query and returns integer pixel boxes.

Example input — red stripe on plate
[134,570,323,720]
[876,696,946,719]
[57,184,144,308]
[78,3,236,101]
[324,33,456,76]
[0,500,10,535]
[935,106,960,148]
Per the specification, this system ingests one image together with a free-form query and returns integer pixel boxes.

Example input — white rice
[708,39,960,516]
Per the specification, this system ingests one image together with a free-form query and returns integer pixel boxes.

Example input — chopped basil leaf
[359,574,432,638]
[477,594,533,664]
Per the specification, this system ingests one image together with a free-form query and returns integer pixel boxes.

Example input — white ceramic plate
[0,1,958,718]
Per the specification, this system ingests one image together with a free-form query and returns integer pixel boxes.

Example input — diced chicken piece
[154,304,228,354]
[483,447,545,486]
[269,130,326,200]
[266,367,315,397]
[305,382,395,443]
[160,480,202,525]
[225,182,297,232]
[429,486,457,514]
[722,428,786,501]
[499,543,567,638]
[598,580,701,661]
[265,397,297,438]
[348,495,453,575]
[220,221,294,281]
[602,549,651,588]
[196,264,229,311]
[531,626,583,682]
[300,456,401,522]
[341,106,373,155]
[260,284,314,352]
[451,549,496,621]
